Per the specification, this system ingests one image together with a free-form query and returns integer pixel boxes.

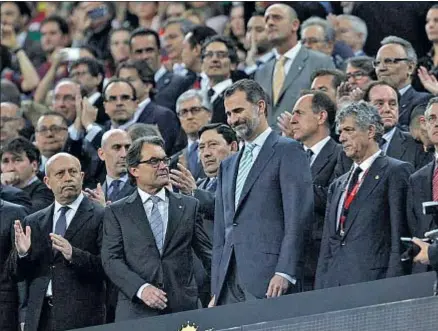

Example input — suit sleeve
[156,111,180,155]
[406,175,418,237]
[101,206,148,301]
[276,143,314,279]
[28,185,54,214]
[386,162,414,278]
[212,163,225,295]
[429,241,438,270]
[193,188,216,220]
[192,200,212,285]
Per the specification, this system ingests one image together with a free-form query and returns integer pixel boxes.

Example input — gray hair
[224,79,268,105]
[101,129,129,148]
[425,97,438,118]
[127,123,162,141]
[337,14,368,45]
[176,89,211,114]
[0,102,24,117]
[301,16,336,42]
[380,36,417,64]
[336,101,384,142]
[163,18,194,35]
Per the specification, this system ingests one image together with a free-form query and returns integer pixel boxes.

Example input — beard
[232,115,260,141]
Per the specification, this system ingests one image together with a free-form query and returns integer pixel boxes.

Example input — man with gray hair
[315,101,414,289]
[336,15,368,56]
[171,89,212,179]
[0,102,25,147]
[375,36,432,129]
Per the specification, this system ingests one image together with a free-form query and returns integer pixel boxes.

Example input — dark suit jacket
[101,189,212,321]
[0,200,27,331]
[194,177,216,236]
[102,179,136,203]
[315,155,414,289]
[407,161,437,273]
[93,95,109,125]
[0,185,32,212]
[399,86,432,130]
[9,197,105,331]
[303,138,342,290]
[22,179,54,214]
[211,94,228,124]
[155,71,192,112]
[212,131,314,301]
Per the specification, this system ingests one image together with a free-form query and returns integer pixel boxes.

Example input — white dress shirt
[273,42,302,76]
[210,78,233,103]
[136,187,169,298]
[303,136,331,166]
[398,84,411,96]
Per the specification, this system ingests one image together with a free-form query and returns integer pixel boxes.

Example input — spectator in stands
[310,68,346,103]
[165,3,187,21]
[315,101,413,289]
[335,15,368,56]
[1,137,54,213]
[255,4,334,130]
[129,2,161,32]
[345,56,376,90]
[226,3,246,46]
[127,123,163,141]
[51,79,82,125]
[0,102,26,147]
[374,36,432,130]
[106,27,131,78]
[410,103,433,152]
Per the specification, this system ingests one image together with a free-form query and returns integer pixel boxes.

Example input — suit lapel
[399,87,414,119]
[116,181,135,200]
[228,152,242,212]
[277,47,308,104]
[311,138,336,178]
[163,190,185,252]
[343,156,388,236]
[263,60,275,105]
[330,176,348,234]
[386,128,406,160]
[124,191,156,242]
[422,162,434,230]
[39,204,55,248]
[64,197,94,242]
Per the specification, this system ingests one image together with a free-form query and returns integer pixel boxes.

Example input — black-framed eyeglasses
[105,94,135,103]
[202,51,230,60]
[138,157,171,168]
[36,125,68,134]
[177,106,207,118]
[372,58,410,68]
[346,71,367,80]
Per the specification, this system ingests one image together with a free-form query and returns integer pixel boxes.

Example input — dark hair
[127,123,162,141]
[201,35,238,65]
[0,79,21,106]
[300,90,337,128]
[0,136,40,164]
[130,27,161,50]
[103,77,137,101]
[224,79,268,105]
[80,45,99,59]
[187,25,217,49]
[14,2,32,17]
[38,111,69,128]
[346,56,377,80]
[40,15,69,35]
[363,80,401,105]
[198,123,238,145]
[116,59,155,86]
[311,68,346,90]
[410,103,427,123]
[69,57,105,91]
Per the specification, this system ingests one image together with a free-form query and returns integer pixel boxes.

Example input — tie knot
[149,195,161,205]
[245,143,256,154]
[111,179,121,189]
[59,206,70,215]
[189,141,199,154]
[379,137,387,148]
[352,166,363,177]
[208,88,215,98]
[306,148,314,157]
[277,55,286,65]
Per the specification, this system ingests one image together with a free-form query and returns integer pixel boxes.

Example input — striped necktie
[148,196,164,254]
[235,143,256,208]
[433,165,438,201]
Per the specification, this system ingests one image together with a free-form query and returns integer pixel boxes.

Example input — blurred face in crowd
[118,67,150,101]
[225,90,266,141]
[70,63,101,95]
[346,64,372,90]
[199,128,237,177]
[40,21,68,54]
[230,5,245,38]
[0,103,24,145]
[130,34,160,72]
[163,22,185,61]
[1,151,37,188]
[202,41,232,83]
[336,17,361,51]
[166,3,186,20]
[338,116,376,163]
[44,153,84,204]
[375,43,414,89]
[301,25,332,56]
[35,115,69,158]
[104,81,138,126]
[311,75,337,103]
[291,95,326,145]
[98,130,132,178]
[368,84,399,131]
[265,4,299,47]
[425,102,438,147]
[177,97,211,138]
[52,81,80,123]
[246,15,271,54]
[130,143,170,192]
[426,7,438,43]
[110,30,130,64]
[1,2,26,32]
[132,2,158,20]
[181,33,199,70]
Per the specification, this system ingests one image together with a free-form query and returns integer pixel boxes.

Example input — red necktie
[433,167,438,201]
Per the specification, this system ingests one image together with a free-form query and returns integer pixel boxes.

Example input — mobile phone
[88,6,108,20]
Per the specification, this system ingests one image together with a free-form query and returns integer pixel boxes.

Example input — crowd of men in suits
[1,2,438,331]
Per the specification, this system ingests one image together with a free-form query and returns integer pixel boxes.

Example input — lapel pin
[375,175,379,180]
[178,205,182,209]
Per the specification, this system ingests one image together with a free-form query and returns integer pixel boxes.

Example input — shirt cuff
[136,283,150,300]
[18,252,28,258]
[85,124,102,143]
[68,125,83,141]
[275,272,296,285]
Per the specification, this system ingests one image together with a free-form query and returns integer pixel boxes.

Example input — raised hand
[14,220,31,256]
[50,233,73,261]
[417,66,438,96]
[277,112,294,138]
[84,183,107,207]
[0,24,18,49]
[170,163,197,195]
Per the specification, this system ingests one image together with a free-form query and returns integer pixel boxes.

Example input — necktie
[148,196,164,254]
[208,88,215,100]
[108,180,122,202]
[306,149,314,163]
[188,141,199,176]
[347,167,363,196]
[433,166,438,201]
[235,143,256,208]
[55,206,70,237]
[273,55,286,104]
[379,137,387,151]
[205,177,217,192]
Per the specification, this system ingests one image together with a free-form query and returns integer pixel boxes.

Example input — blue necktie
[148,196,164,254]
[55,206,70,237]
[188,141,199,176]
[108,180,122,202]
[235,143,256,208]
[206,177,217,192]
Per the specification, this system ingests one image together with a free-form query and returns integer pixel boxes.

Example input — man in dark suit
[101,136,211,320]
[315,101,414,290]
[407,98,438,274]
[0,184,32,212]
[278,91,342,291]
[10,153,105,331]
[375,36,432,129]
[0,199,27,331]
[129,28,191,112]
[1,137,54,213]
[210,80,314,306]
[255,4,335,131]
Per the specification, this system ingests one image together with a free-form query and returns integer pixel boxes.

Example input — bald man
[11,153,106,331]
[0,102,25,147]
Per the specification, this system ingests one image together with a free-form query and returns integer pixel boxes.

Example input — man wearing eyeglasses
[375,36,432,130]
[101,136,212,320]
[0,102,26,148]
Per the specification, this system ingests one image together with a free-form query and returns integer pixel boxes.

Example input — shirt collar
[353,149,382,173]
[304,136,331,156]
[398,84,411,96]
[54,193,84,215]
[247,127,272,148]
[138,187,167,204]
[257,50,275,64]
[382,127,397,144]
[154,66,167,83]
[106,174,128,187]
[274,42,302,61]
[26,176,39,187]
[88,92,101,105]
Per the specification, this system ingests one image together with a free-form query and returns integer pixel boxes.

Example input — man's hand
[1,171,19,186]
[208,295,216,308]
[84,183,107,207]
[0,24,18,49]
[170,163,197,195]
[81,97,98,128]
[418,66,438,96]
[266,275,290,298]
[14,220,31,256]
[140,285,167,310]
[277,112,294,138]
[412,237,431,265]
[178,153,188,168]
[73,92,84,131]
[50,234,73,261]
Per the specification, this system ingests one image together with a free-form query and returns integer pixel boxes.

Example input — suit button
[341,242,346,246]
[233,223,237,226]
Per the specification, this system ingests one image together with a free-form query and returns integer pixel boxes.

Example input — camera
[422,201,438,216]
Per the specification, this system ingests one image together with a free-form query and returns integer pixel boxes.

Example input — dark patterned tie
[306,149,314,163]
[347,167,363,196]
[55,206,70,237]
[188,141,199,176]
[108,180,122,202]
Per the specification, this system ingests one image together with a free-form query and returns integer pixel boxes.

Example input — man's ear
[97,148,105,161]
